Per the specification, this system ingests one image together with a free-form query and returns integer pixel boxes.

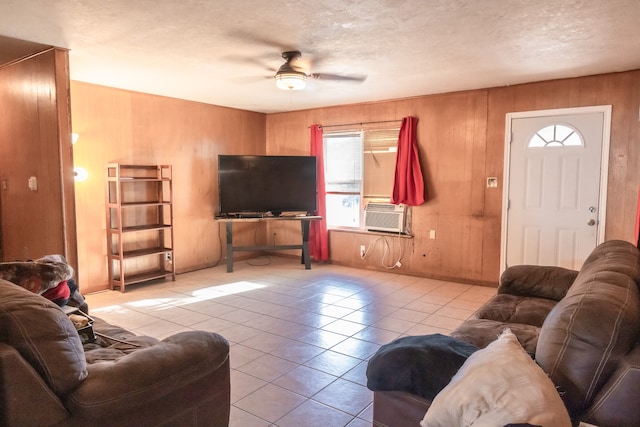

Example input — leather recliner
[0,280,230,426]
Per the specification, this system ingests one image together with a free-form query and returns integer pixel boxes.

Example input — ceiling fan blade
[311,73,367,83]
[226,30,294,53]
[222,54,277,73]
[229,75,274,84]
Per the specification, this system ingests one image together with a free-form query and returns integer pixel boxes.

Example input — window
[323,127,399,229]
[528,124,583,148]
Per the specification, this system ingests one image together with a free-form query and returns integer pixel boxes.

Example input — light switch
[487,177,498,188]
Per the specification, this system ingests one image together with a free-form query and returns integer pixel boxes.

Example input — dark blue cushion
[366,334,478,400]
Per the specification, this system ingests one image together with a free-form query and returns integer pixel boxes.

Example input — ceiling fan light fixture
[275,71,307,90]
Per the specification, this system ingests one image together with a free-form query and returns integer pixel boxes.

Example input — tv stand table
[215,216,322,272]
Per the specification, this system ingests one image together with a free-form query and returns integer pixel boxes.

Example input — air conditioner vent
[367,203,399,212]
[364,202,407,233]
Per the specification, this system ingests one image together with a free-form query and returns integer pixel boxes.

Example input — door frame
[500,105,612,273]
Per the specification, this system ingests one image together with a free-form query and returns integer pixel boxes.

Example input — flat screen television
[217,155,318,216]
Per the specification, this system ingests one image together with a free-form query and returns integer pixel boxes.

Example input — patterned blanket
[0,255,74,294]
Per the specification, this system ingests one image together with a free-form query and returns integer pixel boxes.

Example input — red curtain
[391,116,426,206]
[310,125,329,261]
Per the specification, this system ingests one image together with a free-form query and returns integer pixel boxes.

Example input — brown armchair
[0,279,230,426]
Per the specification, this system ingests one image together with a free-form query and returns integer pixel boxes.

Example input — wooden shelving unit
[105,163,175,292]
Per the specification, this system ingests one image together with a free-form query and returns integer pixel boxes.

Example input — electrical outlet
[429,230,436,239]
[360,245,366,257]
[165,252,172,262]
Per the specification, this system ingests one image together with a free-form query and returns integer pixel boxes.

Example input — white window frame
[323,127,400,230]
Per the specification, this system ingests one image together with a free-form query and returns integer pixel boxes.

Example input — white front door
[502,106,611,271]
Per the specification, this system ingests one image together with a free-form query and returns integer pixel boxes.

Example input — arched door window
[528,124,583,148]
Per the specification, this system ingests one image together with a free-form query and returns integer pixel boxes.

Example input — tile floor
[85,257,496,427]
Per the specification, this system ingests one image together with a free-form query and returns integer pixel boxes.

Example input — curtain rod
[310,119,402,129]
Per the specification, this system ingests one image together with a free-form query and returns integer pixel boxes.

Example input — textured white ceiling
[1,0,639,113]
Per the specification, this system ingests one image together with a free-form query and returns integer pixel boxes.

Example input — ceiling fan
[274,50,366,91]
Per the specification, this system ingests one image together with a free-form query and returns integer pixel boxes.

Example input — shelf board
[112,269,174,286]
[115,164,161,169]
[106,177,171,182]
[108,224,172,233]
[118,201,170,207]
[109,247,172,259]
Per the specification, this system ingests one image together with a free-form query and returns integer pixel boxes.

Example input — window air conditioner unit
[364,202,407,233]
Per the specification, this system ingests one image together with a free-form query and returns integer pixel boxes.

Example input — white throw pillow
[421,329,571,427]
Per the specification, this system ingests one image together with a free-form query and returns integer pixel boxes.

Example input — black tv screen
[218,155,318,216]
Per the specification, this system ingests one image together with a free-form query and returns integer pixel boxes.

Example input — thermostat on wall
[28,176,38,191]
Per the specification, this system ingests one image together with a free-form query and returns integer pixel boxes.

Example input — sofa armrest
[0,343,69,426]
[498,265,579,301]
[584,345,640,426]
[65,331,229,420]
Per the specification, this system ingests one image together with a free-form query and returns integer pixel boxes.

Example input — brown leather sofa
[369,239,640,427]
[0,280,230,426]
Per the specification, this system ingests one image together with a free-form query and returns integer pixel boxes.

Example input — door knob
[587,219,596,226]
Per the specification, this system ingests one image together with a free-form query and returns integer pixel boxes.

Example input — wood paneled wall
[0,48,77,268]
[71,82,265,293]
[71,70,639,292]
[266,70,640,286]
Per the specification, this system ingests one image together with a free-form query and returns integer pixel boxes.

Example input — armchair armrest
[0,343,69,426]
[498,265,579,301]
[65,331,229,420]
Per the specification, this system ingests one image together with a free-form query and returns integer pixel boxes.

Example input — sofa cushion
[451,317,540,354]
[0,279,87,395]
[366,334,478,401]
[422,329,571,427]
[536,240,640,419]
[499,265,579,301]
[83,316,161,363]
[475,293,557,328]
